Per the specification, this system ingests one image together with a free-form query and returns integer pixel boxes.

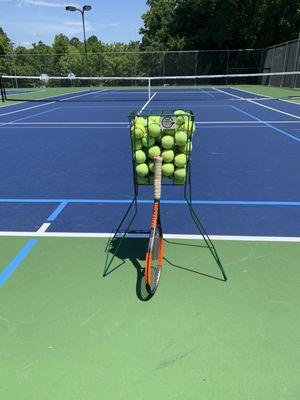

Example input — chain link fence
[262,38,300,88]
[0,49,263,79]
[1,40,299,89]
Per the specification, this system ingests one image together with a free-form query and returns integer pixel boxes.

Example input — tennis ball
[162,149,174,163]
[161,135,174,149]
[174,109,185,115]
[148,145,161,159]
[148,161,154,173]
[135,116,147,127]
[178,142,193,153]
[135,150,146,164]
[162,163,174,178]
[149,173,154,184]
[134,124,145,139]
[148,115,160,125]
[148,123,161,138]
[136,163,149,177]
[174,153,187,168]
[174,176,185,184]
[175,131,187,146]
[184,120,196,135]
[142,135,155,148]
[174,110,188,127]
[162,128,175,136]
[174,167,186,181]
[176,115,186,127]
[137,176,148,184]
[134,139,142,150]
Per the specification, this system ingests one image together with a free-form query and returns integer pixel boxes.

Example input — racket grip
[154,156,163,200]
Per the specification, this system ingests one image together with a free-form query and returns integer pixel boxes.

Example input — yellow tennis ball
[174,109,185,115]
[149,173,154,184]
[148,145,161,159]
[148,123,161,138]
[174,153,187,168]
[134,139,143,150]
[135,150,146,164]
[162,163,174,178]
[142,135,155,148]
[178,142,193,153]
[148,161,154,173]
[162,149,174,163]
[134,124,145,139]
[148,115,160,125]
[161,135,174,149]
[184,120,196,135]
[137,176,148,184]
[136,163,149,177]
[135,116,147,127]
[174,167,186,180]
[175,131,187,146]
[174,176,185,184]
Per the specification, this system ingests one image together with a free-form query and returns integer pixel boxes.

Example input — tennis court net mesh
[1,72,300,103]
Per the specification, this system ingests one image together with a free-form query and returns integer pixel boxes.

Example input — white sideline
[0,90,106,117]
[138,91,157,114]
[213,87,300,120]
[230,86,300,106]
[0,231,299,242]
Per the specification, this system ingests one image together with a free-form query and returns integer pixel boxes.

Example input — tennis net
[1,72,300,103]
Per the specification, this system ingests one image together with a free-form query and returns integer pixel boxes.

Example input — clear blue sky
[0,0,148,47]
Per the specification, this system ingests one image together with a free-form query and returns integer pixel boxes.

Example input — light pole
[65,5,92,67]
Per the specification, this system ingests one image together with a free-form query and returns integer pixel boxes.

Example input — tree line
[0,0,299,78]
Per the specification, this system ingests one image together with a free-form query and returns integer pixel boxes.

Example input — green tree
[140,0,300,50]
[0,27,14,75]
[140,0,184,50]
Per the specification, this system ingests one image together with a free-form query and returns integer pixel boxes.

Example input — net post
[0,76,4,102]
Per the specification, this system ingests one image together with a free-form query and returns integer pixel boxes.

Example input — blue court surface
[0,87,300,240]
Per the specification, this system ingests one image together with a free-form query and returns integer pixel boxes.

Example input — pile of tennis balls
[131,110,195,185]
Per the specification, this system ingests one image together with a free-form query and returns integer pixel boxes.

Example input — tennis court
[0,83,300,399]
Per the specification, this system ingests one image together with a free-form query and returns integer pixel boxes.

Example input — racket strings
[149,229,161,291]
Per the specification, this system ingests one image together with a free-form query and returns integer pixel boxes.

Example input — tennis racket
[145,155,164,295]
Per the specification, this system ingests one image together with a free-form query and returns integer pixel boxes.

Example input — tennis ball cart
[104,109,227,296]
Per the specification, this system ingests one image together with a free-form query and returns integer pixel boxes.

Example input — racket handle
[154,156,163,200]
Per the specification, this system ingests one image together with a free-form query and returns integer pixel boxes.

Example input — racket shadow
[105,236,153,301]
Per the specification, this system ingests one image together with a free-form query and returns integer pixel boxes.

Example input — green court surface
[1,237,299,399]
[237,85,300,102]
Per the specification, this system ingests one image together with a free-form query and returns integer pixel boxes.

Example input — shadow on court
[104,236,225,301]
[104,237,153,301]
[163,239,226,282]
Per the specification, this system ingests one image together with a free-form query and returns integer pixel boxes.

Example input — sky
[0,0,148,47]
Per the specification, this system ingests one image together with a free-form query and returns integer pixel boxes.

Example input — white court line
[138,91,157,114]
[0,90,106,117]
[0,231,299,242]
[37,223,51,233]
[213,87,300,120]
[230,86,300,106]
[0,100,57,117]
